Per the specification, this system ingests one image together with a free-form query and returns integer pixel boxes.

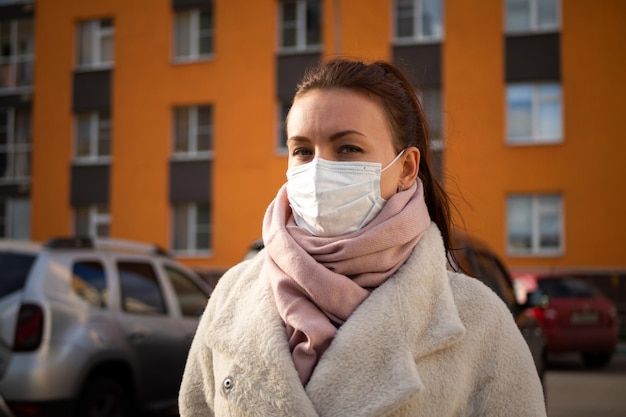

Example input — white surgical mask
[286,150,405,237]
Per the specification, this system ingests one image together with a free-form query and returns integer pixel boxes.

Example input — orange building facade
[0,0,622,276]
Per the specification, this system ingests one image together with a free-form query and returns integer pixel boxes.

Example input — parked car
[0,236,212,417]
[243,232,548,384]
[513,273,618,368]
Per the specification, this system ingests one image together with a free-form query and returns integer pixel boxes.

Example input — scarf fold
[262,180,431,384]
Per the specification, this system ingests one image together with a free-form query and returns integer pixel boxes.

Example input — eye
[338,145,362,154]
[291,147,314,157]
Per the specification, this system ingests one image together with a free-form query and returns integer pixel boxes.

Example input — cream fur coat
[179,224,547,416]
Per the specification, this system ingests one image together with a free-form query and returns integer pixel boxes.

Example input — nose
[315,146,334,161]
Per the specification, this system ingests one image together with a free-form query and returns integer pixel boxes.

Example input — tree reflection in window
[72,260,107,308]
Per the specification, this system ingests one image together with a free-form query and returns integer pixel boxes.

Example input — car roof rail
[44,237,94,249]
[44,236,171,257]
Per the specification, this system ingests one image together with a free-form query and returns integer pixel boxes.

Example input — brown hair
[294,58,455,257]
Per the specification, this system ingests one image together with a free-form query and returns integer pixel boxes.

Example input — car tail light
[13,303,44,352]
[532,307,546,326]
[533,307,556,327]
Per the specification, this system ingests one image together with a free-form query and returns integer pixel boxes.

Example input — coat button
[222,377,235,394]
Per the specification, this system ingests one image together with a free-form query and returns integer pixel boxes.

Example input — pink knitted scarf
[262,180,431,384]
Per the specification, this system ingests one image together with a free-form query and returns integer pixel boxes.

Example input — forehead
[287,88,390,135]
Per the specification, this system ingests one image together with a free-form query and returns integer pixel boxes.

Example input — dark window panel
[277,52,321,101]
[393,43,442,87]
[169,159,211,202]
[0,3,35,20]
[0,93,31,108]
[70,164,110,205]
[172,0,212,10]
[506,33,560,82]
[72,70,112,112]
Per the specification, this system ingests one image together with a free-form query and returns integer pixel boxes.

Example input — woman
[179,59,546,416]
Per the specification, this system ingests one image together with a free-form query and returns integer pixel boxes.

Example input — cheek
[380,169,399,200]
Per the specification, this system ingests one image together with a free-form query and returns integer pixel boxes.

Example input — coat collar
[205,223,466,417]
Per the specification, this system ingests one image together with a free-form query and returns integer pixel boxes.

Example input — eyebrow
[287,130,366,145]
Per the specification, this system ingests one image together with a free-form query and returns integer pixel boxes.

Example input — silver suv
[0,237,212,417]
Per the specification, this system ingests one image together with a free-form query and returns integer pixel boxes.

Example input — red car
[514,273,618,368]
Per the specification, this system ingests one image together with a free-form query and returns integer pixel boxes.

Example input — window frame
[0,197,30,239]
[173,8,214,62]
[278,0,322,53]
[172,104,213,160]
[74,204,111,238]
[74,110,112,163]
[76,18,115,70]
[506,82,563,145]
[0,107,31,183]
[0,17,35,91]
[171,202,211,256]
[393,0,444,44]
[506,193,564,257]
[505,0,560,35]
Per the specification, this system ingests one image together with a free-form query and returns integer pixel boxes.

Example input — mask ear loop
[381,148,406,172]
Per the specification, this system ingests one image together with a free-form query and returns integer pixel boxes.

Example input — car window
[118,261,167,315]
[538,277,602,298]
[72,260,107,308]
[164,265,209,317]
[0,252,36,299]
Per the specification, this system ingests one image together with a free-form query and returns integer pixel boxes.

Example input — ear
[399,147,420,190]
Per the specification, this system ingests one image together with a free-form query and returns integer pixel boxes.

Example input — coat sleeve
[178,300,216,417]
[453,276,547,417]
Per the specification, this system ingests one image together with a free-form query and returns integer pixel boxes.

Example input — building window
[506,83,562,145]
[172,203,210,254]
[418,87,443,144]
[75,111,111,162]
[75,204,110,237]
[0,108,30,181]
[279,0,321,52]
[418,87,444,180]
[173,105,212,157]
[507,194,563,255]
[276,100,290,153]
[505,0,559,33]
[394,0,444,43]
[77,18,114,69]
[0,198,30,239]
[0,18,34,90]
[174,8,213,61]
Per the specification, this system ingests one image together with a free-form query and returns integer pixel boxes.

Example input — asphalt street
[545,345,626,417]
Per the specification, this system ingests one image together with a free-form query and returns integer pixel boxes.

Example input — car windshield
[0,252,37,299]
[537,277,603,299]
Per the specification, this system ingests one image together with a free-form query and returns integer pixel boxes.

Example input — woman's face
[286,88,404,199]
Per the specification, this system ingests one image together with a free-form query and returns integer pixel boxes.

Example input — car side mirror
[524,290,550,309]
